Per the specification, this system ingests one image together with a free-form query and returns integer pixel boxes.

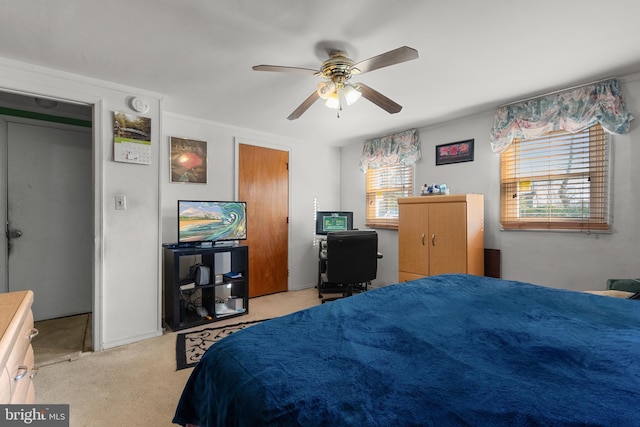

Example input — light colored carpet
[34,287,321,426]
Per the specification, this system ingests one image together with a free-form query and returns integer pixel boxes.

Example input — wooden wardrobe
[398,194,484,282]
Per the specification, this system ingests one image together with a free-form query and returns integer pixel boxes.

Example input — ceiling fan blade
[252,65,318,75]
[355,83,402,114]
[287,91,321,120]
[353,46,419,74]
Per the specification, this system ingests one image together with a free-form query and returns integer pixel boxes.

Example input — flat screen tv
[315,211,354,235]
[178,200,247,243]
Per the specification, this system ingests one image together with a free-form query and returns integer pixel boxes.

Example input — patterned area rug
[176,319,270,370]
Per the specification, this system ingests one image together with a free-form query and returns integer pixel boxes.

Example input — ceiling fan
[252,46,419,120]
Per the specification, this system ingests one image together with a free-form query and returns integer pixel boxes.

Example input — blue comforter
[173,274,640,426]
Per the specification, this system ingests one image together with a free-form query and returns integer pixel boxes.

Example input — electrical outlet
[115,195,127,210]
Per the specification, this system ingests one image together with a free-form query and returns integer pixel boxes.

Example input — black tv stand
[163,244,249,331]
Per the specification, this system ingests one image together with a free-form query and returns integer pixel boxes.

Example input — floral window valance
[359,128,421,172]
[490,79,633,154]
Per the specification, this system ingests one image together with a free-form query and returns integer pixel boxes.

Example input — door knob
[8,229,22,239]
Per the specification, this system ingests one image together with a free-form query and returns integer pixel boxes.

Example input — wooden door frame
[234,137,291,291]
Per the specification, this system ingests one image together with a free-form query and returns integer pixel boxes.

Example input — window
[500,124,609,231]
[365,164,413,229]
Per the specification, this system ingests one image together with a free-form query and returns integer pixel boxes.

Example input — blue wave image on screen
[179,201,246,242]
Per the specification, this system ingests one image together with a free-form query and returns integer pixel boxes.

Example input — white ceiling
[2,0,640,147]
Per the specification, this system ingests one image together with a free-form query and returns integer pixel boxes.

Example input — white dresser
[0,290,38,404]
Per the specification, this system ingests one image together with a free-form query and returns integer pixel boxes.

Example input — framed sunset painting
[170,137,207,183]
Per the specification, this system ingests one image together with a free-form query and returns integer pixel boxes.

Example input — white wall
[289,140,342,289]
[342,73,640,292]
[0,58,164,349]
[161,113,342,291]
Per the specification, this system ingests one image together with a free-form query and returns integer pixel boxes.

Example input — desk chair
[319,230,380,303]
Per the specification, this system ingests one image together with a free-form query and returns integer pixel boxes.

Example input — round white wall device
[130,97,150,113]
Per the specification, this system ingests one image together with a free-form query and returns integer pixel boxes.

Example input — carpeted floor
[34,287,321,427]
[176,318,272,370]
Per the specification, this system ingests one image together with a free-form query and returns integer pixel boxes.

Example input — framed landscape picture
[436,139,474,165]
[170,137,207,183]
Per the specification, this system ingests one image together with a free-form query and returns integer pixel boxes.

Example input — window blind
[366,164,413,229]
[500,124,609,231]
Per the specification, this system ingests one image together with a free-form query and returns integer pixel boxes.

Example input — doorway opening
[0,91,94,363]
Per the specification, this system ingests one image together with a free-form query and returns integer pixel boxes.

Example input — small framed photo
[435,139,474,166]
[170,137,207,183]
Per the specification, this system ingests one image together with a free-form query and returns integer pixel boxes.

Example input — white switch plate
[115,195,127,210]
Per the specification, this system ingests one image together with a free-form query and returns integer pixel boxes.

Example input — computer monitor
[315,211,354,235]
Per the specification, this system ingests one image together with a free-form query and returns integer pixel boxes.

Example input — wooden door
[428,202,467,275]
[398,202,429,277]
[238,144,289,297]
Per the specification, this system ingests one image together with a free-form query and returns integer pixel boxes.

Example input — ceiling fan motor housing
[320,51,360,86]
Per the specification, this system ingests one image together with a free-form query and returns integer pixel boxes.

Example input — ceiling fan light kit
[343,84,362,106]
[316,81,336,99]
[324,92,341,110]
[252,45,418,120]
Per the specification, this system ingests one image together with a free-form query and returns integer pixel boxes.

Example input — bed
[173,274,640,427]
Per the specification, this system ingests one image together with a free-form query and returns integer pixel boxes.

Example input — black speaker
[189,264,211,285]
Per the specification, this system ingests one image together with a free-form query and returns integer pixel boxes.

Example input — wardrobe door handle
[29,328,39,342]
[30,367,39,379]
[421,233,425,246]
[431,234,436,246]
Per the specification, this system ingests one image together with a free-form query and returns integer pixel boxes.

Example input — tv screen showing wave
[178,200,247,243]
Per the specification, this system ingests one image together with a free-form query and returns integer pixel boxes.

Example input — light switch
[115,195,127,210]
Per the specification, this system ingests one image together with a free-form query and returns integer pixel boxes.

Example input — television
[315,211,354,235]
[178,200,247,243]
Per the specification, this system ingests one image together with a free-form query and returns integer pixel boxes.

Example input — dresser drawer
[0,366,10,403]
[24,381,35,405]
[10,345,35,404]
[5,310,35,397]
